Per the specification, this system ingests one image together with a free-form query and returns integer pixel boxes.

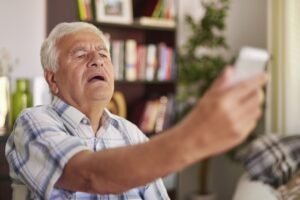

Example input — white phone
[230,46,270,85]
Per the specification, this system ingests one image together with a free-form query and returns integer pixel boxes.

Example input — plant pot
[189,194,216,200]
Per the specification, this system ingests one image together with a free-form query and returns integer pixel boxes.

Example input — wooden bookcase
[47,0,177,133]
[0,136,12,200]
[47,0,178,198]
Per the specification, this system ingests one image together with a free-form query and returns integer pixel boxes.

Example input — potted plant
[176,0,231,199]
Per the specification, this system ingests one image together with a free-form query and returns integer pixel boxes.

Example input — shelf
[135,17,176,29]
[86,20,176,31]
[115,80,176,85]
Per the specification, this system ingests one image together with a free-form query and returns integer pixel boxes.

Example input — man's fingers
[227,72,268,101]
[230,88,264,142]
[232,86,264,121]
[240,88,265,106]
[238,97,262,123]
[258,89,264,104]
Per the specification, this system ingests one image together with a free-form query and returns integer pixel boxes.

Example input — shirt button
[82,118,89,125]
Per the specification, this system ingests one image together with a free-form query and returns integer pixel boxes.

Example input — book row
[111,40,176,82]
[139,95,175,134]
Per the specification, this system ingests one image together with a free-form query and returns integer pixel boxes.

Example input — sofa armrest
[233,173,279,200]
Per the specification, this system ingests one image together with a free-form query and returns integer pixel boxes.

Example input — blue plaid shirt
[5,97,169,200]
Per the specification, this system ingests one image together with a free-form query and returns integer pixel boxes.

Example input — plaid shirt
[5,97,169,200]
[237,134,300,188]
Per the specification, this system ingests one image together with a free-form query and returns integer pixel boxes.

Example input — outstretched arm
[56,67,268,194]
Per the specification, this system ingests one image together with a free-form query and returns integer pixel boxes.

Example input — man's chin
[88,92,113,103]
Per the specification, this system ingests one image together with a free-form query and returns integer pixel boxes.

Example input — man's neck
[85,107,105,133]
[77,101,107,133]
[57,95,108,134]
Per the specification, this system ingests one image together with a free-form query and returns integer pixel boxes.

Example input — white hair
[40,22,109,72]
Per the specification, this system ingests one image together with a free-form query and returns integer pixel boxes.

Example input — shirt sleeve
[118,118,170,200]
[143,178,170,200]
[110,114,170,199]
[5,109,90,199]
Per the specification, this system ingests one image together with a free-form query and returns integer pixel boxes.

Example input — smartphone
[230,47,270,85]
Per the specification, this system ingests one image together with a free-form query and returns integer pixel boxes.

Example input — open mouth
[88,75,106,82]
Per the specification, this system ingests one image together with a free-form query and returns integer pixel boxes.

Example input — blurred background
[1,0,300,199]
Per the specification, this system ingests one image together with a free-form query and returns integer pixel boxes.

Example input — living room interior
[1,0,300,200]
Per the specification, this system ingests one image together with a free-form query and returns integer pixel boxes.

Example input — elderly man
[6,22,267,199]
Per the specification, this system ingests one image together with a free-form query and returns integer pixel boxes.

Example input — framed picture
[95,0,133,24]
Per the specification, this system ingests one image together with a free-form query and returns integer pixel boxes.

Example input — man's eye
[77,54,86,58]
[99,53,107,58]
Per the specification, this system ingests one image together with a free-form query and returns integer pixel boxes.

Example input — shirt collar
[51,96,88,129]
[51,96,116,136]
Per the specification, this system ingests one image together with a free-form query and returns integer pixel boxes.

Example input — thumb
[208,66,234,93]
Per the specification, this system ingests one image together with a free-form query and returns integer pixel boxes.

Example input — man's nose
[88,52,103,68]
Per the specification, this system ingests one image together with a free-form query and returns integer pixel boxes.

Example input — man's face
[48,30,114,108]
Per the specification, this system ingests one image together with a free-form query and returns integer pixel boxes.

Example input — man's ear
[44,70,59,95]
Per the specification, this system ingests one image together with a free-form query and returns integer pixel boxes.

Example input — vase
[0,76,11,136]
[11,79,33,125]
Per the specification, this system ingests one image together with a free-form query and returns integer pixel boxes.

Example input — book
[118,41,125,80]
[154,96,168,133]
[125,39,137,81]
[157,43,168,81]
[157,43,175,81]
[140,99,160,133]
[145,44,157,81]
[136,45,147,80]
[77,0,87,20]
[112,40,121,80]
[84,0,93,21]
[162,95,175,130]
[77,0,94,21]
[166,46,174,80]
[139,95,175,134]
[152,0,164,18]
[111,40,125,80]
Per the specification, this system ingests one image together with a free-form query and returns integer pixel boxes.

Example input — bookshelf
[47,0,177,134]
[47,0,178,198]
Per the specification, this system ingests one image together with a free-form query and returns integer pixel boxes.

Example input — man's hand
[176,66,268,160]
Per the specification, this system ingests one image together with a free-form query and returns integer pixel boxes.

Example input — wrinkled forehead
[57,30,108,51]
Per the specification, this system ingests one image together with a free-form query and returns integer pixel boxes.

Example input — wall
[0,0,46,79]
[266,0,300,135]
[177,0,267,199]
[226,0,267,54]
